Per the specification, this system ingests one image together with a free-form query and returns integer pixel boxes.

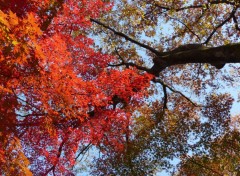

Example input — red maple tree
[0,0,152,175]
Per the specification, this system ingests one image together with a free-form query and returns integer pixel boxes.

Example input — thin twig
[153,78,197,107]
[204,8,237,44]
[155,0,235,12]
[233,14,240,31]
[75,143,92,160]
[108,48,152,72]
[90,18,161,57]
[167,16,201,41]
[188,157,224,176]
[44,139,66,176]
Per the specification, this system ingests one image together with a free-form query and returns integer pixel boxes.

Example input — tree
[0,0,152,175]
[88,0,240,175]
[1,0,240,175]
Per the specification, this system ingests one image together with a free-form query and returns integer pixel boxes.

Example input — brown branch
[109,43,240,77]
[108,62,151,72]
[162,84,168,109]
[153,78,197,107]
[167,43,240,64]
[167,16,201,41]
[204,8,237,44]
[150,43,240,75]
[90,18,162,57]
[108,48,152,72]
[108,47,128,67]
[91,18,157,54]
[75,143,92,160]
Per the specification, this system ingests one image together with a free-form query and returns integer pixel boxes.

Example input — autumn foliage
[0,0,152,175]
[2,0,240,175]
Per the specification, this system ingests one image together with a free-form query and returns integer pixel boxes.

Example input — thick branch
[152,43,240,74]
[91,18,240,77]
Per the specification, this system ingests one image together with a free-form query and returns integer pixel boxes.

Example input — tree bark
[151,43,240,75]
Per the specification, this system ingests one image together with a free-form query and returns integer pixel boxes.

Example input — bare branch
[153,78,197,107]
[110,62,151,72]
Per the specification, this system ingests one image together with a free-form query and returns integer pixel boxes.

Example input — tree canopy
[1,0,240,175]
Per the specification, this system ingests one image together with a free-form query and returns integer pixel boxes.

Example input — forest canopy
[1,0,240,175]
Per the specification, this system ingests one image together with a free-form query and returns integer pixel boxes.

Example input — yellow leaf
[12,40,19,45]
